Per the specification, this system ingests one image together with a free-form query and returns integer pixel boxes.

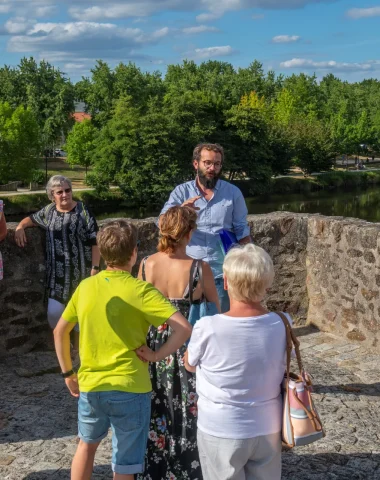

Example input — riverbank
[233,170,380,196]
[3,170,380,220]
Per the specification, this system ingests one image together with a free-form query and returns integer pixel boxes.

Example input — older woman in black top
[15,175,100,350]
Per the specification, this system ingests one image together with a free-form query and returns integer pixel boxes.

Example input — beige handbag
[277,312,325,447]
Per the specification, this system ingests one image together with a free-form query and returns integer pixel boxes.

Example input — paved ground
[0,326,379,479]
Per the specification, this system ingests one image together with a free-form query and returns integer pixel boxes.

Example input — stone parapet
[1,212,380,354]
[307,215,380,349]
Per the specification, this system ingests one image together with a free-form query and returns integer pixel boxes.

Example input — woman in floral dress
[138,206,220,480]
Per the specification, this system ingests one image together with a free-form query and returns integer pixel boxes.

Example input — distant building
[72,112,91,123]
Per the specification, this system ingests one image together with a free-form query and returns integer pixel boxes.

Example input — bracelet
[91,265,100,271]
[61,369,75,378]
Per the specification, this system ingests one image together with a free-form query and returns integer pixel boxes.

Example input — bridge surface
[0,326,379,480]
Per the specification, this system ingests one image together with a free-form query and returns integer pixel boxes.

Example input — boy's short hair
[97,220,137,267]
[223,244,274,303]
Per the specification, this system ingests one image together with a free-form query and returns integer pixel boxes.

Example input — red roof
[72,112,91,122]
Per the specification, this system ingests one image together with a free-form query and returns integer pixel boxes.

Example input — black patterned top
[30,201,98,304]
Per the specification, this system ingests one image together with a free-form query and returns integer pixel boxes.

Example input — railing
[0,181,20,192]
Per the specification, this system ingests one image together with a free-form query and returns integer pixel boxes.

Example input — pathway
[0,326,379,479]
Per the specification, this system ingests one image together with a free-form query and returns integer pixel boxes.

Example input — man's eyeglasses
[54,188,72,196]
[201,160,222,169]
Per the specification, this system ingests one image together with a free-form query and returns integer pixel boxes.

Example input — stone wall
[1,212,380,355]
[307,216,380,349]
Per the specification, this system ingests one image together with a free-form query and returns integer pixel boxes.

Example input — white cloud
[272,35,300,43]
[186,45,236,60]
[346,7,380,20]
[64,63,86,70]
[196,12,221,22]
[0,0,56,17]
[4,17,36,34]
[8,21,171,59]
[0,5,11,14]
[65,0,338,21]
[280,58,380,72]
[35,6,57,17]
[182,25,219,34]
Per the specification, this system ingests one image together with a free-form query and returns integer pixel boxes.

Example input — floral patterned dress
[139,258,203,480]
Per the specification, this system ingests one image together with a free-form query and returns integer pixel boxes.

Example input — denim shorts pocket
[106,393,143,431]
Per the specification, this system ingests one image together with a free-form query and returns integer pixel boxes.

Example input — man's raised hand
[182,196,201,210]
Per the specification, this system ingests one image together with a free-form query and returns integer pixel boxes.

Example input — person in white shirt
[185,243,290,480]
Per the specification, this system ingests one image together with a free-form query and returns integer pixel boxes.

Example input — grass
[37,157,89,188]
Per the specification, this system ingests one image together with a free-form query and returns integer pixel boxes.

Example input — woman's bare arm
[0,213,7,242]
[202,262,221,313]
[184,349,196,373]
[137,259,144,280]
[136,311,192,362]
[15,217,35,247]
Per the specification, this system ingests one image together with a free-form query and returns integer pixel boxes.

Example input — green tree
[226,92,277,190]
[85,60,115,125]
[90,96,182,203]
[0,103,40,184]
[65,119,97,178]
[292,117,336,175]
[17,58,75,148]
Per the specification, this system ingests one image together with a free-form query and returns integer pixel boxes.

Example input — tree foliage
[65,119,97,177]
[0,103,40,183]
[77,59,380,199]
[2,56,380,197]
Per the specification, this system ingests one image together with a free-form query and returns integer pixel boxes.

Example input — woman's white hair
[223,244,274,303]
[46,175,72,201]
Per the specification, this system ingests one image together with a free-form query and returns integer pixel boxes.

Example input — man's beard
[197,169,221,189]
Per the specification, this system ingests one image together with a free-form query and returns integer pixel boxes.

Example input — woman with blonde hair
[137,205,220,480]
[185,244,290,480]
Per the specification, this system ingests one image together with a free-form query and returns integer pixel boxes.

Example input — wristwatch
[91,265,100,271]
[61,369,75,378]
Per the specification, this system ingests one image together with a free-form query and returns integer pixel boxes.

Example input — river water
[96,185,380,223]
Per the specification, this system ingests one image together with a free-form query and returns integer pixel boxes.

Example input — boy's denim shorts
[78,390,151,475]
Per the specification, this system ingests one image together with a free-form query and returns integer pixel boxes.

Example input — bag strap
[276,311,303,375]
[189,260,196,305]
[141,256,149,281]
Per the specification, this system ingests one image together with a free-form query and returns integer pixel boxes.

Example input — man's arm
[232,189,251,243]
[53,317,79,397]
[239,236,251,245]
[159,186,185,216]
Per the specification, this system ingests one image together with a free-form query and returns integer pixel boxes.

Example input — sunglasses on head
[54,188,72,196]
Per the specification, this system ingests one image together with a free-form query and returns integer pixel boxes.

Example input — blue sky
[0,0,380,82]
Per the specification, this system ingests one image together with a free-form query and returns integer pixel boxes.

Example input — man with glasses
[160,143,251,312]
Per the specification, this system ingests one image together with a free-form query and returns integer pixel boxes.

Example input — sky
[0,0,380,83]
